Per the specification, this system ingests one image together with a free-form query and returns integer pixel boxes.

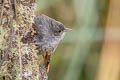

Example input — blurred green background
[36,0,109,80]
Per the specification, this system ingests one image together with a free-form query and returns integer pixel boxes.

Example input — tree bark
[0,0,48,80]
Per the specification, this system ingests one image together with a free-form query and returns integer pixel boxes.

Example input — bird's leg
[44,54,51,73]
[42,53,46,60]
[39,53,51,73]
[39,53,46,63]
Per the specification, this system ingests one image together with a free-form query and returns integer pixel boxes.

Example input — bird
[22,14,72,72]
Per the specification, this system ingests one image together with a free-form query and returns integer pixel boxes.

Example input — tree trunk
[0,0,48,80]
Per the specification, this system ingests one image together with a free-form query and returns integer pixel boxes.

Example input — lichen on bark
[0,0,48,80]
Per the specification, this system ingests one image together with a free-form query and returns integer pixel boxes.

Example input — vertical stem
[14,0,17,18]
[0,0,4,24]
[97,0,120,80]
[18,30,23,78]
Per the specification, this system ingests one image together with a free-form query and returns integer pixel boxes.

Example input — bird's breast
[35,33,65,54]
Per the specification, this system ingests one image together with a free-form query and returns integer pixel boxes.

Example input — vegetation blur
[36,0,120,80]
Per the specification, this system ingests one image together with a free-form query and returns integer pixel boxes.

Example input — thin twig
[18,29,23,78]
[8,0,11,5]
[0,0,4,24]
[14,0,17,18]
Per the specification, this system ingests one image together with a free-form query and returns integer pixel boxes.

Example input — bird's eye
[58,30,61,33]
[55,30,61,33]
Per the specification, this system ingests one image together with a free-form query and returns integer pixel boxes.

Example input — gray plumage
[34,14,68,55]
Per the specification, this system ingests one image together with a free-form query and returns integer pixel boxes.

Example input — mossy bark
[0,0,48,80]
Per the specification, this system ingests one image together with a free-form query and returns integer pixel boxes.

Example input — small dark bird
[22,14,72,72]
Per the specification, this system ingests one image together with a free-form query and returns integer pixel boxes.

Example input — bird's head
[34,14,72,39]
[51,20,72,37]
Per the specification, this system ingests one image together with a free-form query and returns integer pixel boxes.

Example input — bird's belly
[36,40,58,55]
[35,35,63,55]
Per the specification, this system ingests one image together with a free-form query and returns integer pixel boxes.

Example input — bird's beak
[64,28,72,32]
